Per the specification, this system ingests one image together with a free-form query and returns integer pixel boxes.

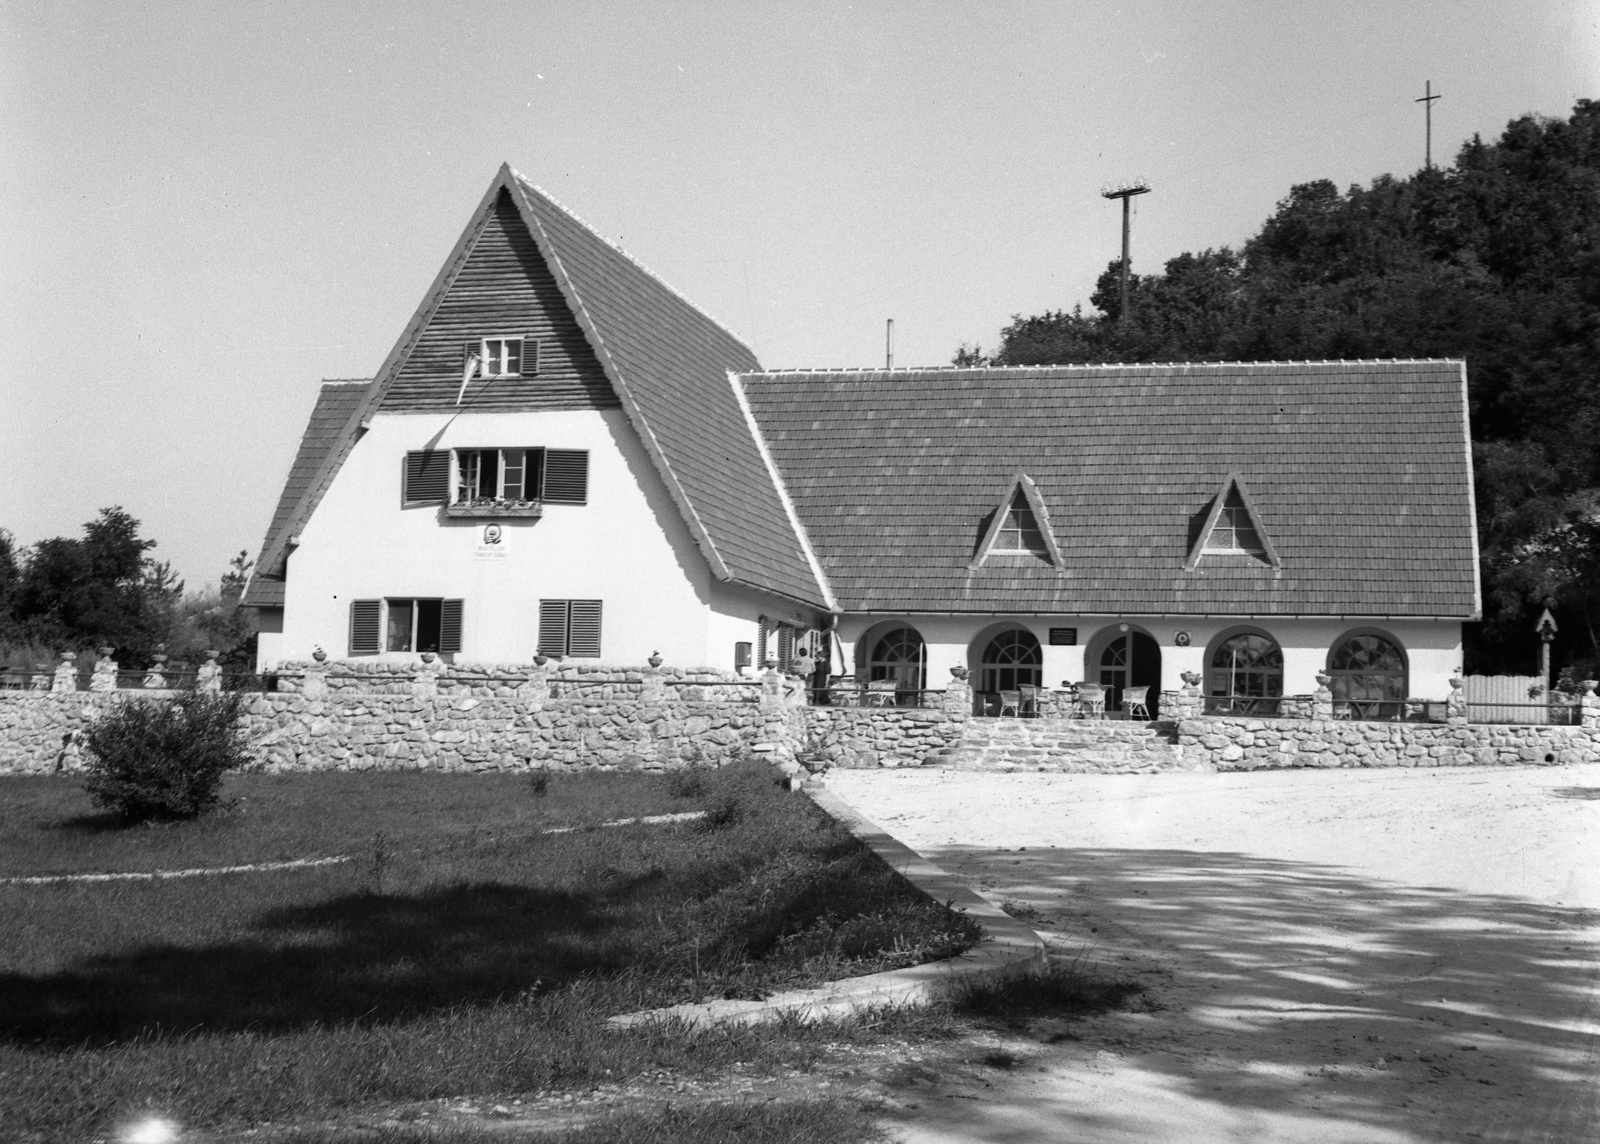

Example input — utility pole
[1101,181,1151,322]
[1416,80,1442,169]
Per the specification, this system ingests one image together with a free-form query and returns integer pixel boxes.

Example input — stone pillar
[412,652,446,698]
[32,663,52,691]
[1446,674,1467,725]
[1170,671,1204,721]
[51,653,76,693]
[143,653,169,690]
[520,656,550,711]
[196,651,223,694]
[940,667,972,718]
[1580,680,1599,730]
[641,652,666,702]
[759,660,786,707]
[1313,672,1335,720]
[302,665,328,699]
[89,648,118,693]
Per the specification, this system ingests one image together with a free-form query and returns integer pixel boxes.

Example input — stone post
[940,666,972,718]
[196,651,223,693]
[1171,671,1204,721]
[759,660,786,707]
[1446,674,1467,725]
[1313,672,1335,720]
[520,655,550,711]
[412,652,445,699]
[32,663,52,691]
[89,647,118,693]
[143,653,169,690]
[1579,680,1599,730]
[640,652,666,702]
[302,663,328,699]
[51,653,76,693]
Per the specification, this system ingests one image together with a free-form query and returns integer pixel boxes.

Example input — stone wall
[7,664,1600,778]
[1178,715,1600,770]
[0,684,788,777]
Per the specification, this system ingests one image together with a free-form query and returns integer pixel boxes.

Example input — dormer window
[992,490,1049,556]
[1204,488,1265,555]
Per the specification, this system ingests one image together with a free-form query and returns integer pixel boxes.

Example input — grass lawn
[0,762,980,1142]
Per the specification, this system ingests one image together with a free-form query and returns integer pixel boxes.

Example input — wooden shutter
[439,599,463,654]
[349,599,381,655]
[404,451,450,505]
[568,600,602,658]
[542,449,588,504]
[538,600,569,657]
[777,623,795,671]
[463,341,478,368]
[757,617,769,665]
[525,337,540,376]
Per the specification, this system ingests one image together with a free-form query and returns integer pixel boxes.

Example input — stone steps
[928,718,1191,773]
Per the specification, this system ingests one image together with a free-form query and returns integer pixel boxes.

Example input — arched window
[867,626,926,693]
[1208,630,1283,714]
[1328,631,1407,719]
[979,629,1043,696]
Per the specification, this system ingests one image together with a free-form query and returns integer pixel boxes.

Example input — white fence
[1463,674,1576,725]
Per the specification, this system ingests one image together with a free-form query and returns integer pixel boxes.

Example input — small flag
[456,355,479,405]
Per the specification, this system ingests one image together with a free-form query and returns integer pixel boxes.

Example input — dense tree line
[0,508,256,672]
[958,101,1600,676]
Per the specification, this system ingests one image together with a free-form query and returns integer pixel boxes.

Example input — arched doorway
[1096,629,1162,717]
[1327,630,1407,719]
[975,628,1042,714]
[1206,628,1284,715]
[864,625,926,698]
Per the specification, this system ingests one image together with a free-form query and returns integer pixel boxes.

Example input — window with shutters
[444,448,588,513]
[403,451,452,506]
[348,598,462,655]
[538,599,602,658]
[472,337,538,379]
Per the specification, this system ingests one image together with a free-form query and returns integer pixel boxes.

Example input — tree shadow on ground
[1549,785,1600,800]
[916,845,1600,1143]
[0,880,631,1047]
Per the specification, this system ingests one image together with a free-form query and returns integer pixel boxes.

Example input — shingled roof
[244,166,826,609]
[241,380,371,608]
[739,360,1480,618]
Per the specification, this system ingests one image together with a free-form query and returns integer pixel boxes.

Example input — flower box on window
[443,499,544,519]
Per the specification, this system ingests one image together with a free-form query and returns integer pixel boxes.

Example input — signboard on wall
[475,523,508,560]
[1048,627,1077,646]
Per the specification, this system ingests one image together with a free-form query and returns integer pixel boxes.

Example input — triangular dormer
[970,473,1064,569]
[1186,472,1281,569]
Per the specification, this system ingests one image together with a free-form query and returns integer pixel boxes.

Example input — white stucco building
[244,166,1480,718]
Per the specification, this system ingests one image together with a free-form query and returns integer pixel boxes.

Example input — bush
[81,692,250,821]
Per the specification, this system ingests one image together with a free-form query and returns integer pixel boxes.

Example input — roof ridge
[508,168,760,361]
[739,357,1464,377]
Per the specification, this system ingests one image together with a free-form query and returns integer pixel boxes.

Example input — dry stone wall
[1178,715,1600,770]
[6,665,1600,777]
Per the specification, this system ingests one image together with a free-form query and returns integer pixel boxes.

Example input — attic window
[1186,473,1281,570]
[475,337,538,378]
[1204,488,1266,555]
[992,491,1050,556]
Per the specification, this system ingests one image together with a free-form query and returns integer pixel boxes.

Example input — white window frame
[480,336,531,379]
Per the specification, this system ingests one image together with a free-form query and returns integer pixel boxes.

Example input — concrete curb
[607,779,1046,1029]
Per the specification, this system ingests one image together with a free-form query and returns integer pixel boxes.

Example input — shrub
[81,692,250,821]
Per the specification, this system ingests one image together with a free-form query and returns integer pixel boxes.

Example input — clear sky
[2,0,1596,591]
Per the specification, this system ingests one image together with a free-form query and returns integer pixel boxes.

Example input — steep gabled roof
[241,380,371,608]
[740,360,1480,618]
[247,166,825,609]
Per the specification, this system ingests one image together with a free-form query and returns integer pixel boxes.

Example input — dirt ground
[826,761,1600,1144]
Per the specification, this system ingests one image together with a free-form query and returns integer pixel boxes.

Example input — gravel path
[826,762,1600,1144]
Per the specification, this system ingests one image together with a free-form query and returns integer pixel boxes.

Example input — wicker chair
[1123,685,1151,720]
